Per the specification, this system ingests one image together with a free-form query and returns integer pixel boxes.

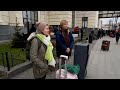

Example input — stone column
[0,11,2,23]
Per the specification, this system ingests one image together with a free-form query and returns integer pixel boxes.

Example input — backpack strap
[34,37,41,50]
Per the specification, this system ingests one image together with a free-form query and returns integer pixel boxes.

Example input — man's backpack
[25,37,40,60]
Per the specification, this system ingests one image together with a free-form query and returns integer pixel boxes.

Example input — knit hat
[36,22,48,32]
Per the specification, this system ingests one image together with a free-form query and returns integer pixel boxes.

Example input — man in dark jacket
[54,26,58,35]
[97,29,101,39]
[116,30,120,44]
[29,24,36,35]
[80,28,83,41]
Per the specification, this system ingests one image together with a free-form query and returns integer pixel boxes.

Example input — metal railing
[0,49,29,71]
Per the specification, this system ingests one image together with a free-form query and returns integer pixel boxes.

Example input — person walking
[97,29,101,39]
[80,28,83,41]
[116,30,120,44]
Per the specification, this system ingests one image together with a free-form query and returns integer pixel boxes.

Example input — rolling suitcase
[101,40,110,51]
[56,55,78,79]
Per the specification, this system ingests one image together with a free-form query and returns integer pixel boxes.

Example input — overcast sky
[100,17,120,25]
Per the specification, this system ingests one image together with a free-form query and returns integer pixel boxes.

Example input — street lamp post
[8,11,10,35]
[8,11,12,41]
[26,11,29,35]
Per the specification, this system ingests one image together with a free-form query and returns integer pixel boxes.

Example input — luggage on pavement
[56,55,78,79]
[101,40,110,51]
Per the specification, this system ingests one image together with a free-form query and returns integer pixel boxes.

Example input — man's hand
[66,48,70,53]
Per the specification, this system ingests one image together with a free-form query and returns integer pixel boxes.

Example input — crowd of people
[97,28,120,44]
[97,29,106,39]
[106,30,116,37]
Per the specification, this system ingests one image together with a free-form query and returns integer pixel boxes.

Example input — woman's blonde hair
[60,20,68,28]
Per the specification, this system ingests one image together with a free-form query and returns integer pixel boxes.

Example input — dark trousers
[116,37,119,42]
[97,34,101,39]
[81,34,83,40]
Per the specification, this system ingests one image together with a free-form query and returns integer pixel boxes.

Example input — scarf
[36,34,56,67]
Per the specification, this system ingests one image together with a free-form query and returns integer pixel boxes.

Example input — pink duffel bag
[56,69,78,79]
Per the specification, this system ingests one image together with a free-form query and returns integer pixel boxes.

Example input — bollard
[5,52,10,71]
[10,52,14,67]
[74,43,89,79]
[1,53,5,68]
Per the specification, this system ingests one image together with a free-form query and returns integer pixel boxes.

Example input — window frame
[82,17,88,28]
[22,11,38,25]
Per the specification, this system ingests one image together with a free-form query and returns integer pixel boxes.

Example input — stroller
[56,55,78,79]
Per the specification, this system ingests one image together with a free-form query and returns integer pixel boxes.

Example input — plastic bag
[61,64,80,75]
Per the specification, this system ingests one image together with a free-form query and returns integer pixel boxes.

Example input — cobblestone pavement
[86,36,120,79]
[10,39,97,79]
[10,50,74,79]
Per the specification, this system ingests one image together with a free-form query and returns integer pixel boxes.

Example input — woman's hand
[66,48,70,53]
[49,65,55,72]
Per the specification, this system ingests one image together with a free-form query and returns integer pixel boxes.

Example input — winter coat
[30,31,49,79]
[56,30,74,58]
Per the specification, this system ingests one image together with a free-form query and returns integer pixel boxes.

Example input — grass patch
[0,42,27,67]
[0,42,57,67]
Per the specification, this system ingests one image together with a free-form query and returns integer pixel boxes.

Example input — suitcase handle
[60,55,68,60]
[59,55,68,79]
